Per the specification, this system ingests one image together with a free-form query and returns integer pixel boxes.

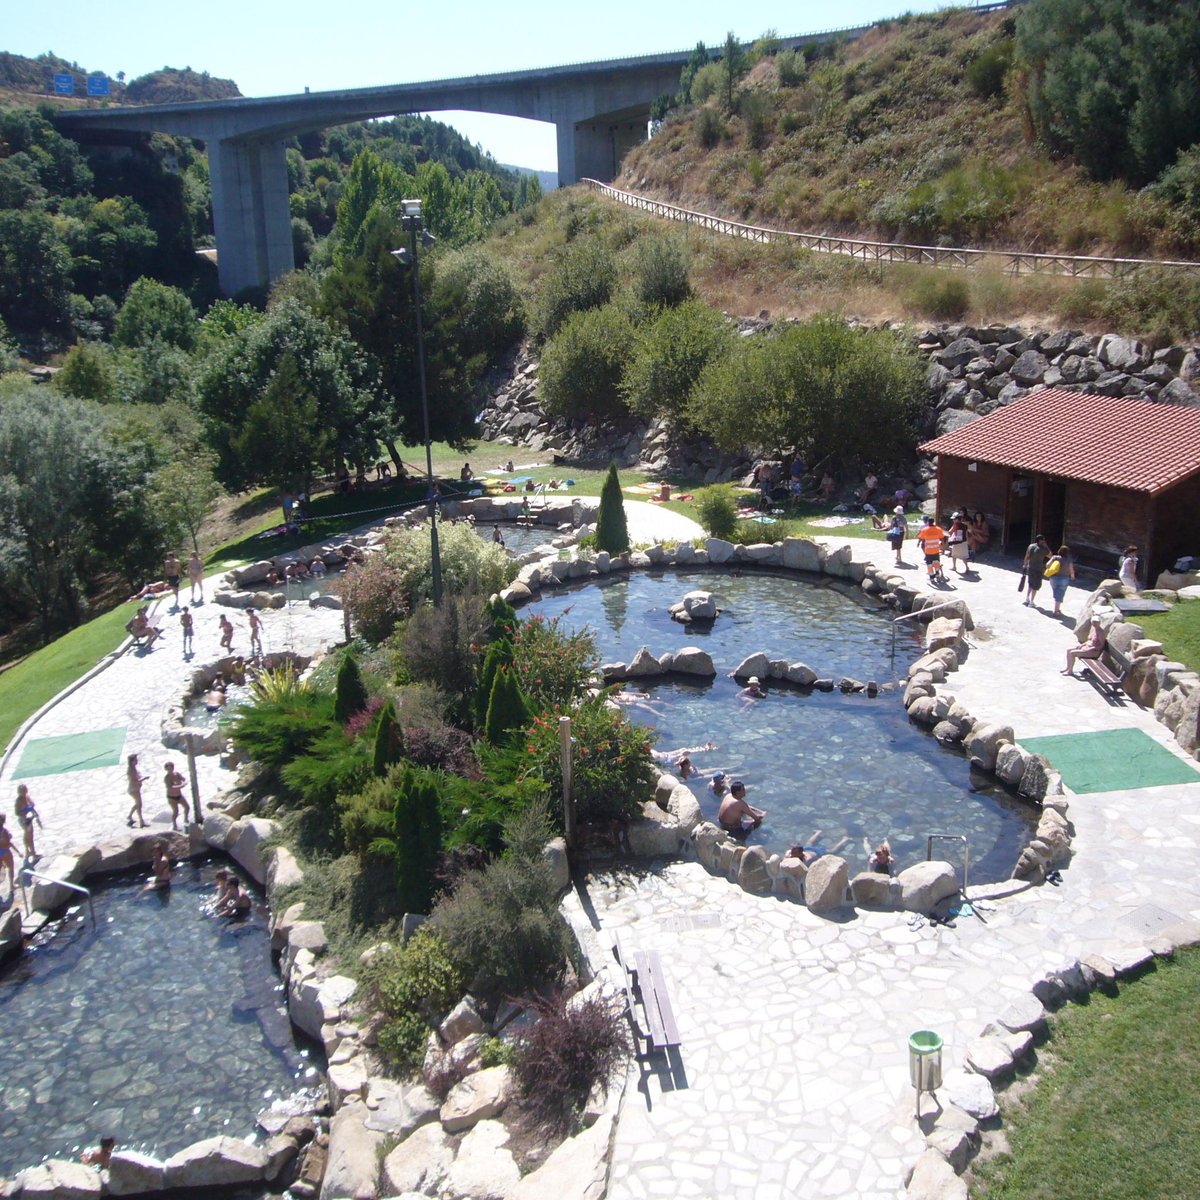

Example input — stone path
[0,586,343,864]
[591,534,1200,1200]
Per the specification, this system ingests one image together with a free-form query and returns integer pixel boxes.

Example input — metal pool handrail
[21,869,96,926]
[891,600,971,674]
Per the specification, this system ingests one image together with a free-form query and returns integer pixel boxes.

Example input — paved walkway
[592,534,1200,1200]
[623,500,705,545]
[0,588,343,865]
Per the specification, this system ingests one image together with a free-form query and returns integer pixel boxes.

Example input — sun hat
[893,505,905,514]
[748,675,760,685]
[952,511,962,519]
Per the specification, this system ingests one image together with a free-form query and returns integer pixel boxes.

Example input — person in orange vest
[915,515,946,584]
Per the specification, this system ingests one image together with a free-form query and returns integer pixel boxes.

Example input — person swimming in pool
[786,830,850,864]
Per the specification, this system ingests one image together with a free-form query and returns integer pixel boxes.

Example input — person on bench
[1062,612,1108,676]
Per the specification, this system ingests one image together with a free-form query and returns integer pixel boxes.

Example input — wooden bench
[1080,643,1132,700]
[613,933,681,1053]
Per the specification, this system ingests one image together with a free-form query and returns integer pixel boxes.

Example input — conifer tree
[485,664,531,745]
[475,637,514,728]
[333,653,369,723]
[391,768,443,914]
[595,461,630,554]
[372,699,402,776]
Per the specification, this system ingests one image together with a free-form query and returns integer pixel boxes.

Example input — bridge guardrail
[582,179,1200,281]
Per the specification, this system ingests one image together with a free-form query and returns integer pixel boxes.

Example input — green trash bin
[909,1029,944,1102]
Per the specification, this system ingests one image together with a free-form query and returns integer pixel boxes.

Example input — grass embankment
[1136,602,1200,674]
[971,950,1200,1200]
[0,600,140,755]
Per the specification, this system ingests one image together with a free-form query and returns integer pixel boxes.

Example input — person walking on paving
[164,762,188,830]
[126,754,148,828]
[180,606,194,658]
[187,551,205,603]
[219,614,235,652]
[247,608,264,659]
[916,515,946,584]
[0,815,15,897]
[163,551,182,609]
[1022,534,1050,608]
[14,784,42,862]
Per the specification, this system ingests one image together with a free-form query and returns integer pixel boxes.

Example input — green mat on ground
[12,727,127,779]
[1021,727,1200,794]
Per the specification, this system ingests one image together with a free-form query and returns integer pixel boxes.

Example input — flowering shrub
[341,552,409,644]
[511,613,597,710]
[524,697,655,824]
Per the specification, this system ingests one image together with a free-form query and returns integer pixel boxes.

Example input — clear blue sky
[8,0,961,171]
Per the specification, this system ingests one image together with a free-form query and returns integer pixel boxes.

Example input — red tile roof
[918,387,1200,495]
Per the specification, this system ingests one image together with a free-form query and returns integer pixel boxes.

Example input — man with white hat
[739,675,766,703]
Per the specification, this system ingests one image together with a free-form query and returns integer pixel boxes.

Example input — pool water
[184,682,250,729]
[527,570,1037,879]
[475,522,558,558]
[0,861,318,1174]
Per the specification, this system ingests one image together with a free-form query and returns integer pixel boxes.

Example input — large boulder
[804,855,849,914]
[706,537,735,564]
[906,1149,968,1200]
[513,1112,612,1200]
[382,1122,453,1195]
[780,536,824,572]
[964,723,1014,772]
[105,1151,165,1196]
[671,590,718,621]
[15,1161,103,1199]
[626,646,664,677]
[665,783,702,834]
[737,845,773,896]
[671,646,716,676]
[896,861,959,911]
[0,906,22,962]
[941,1069,998,1120]
[321,1103,385,1200]
[267,845,304,897]
[440,1066,513,1133]
[850,871,896,908]
[162,1137,270,1191]
[227,817,279,885]
[733,652,771,681]
[444,1119,521,1200]
[626,805,685,858]
[289,974,357,1042]
[28,853,87,912]
[1098,333,1149,372]
[541,836,570,893]
[364,1077,440,1137]
[1010,349,1049,386]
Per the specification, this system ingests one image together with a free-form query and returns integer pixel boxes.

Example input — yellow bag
[1045,557,1062,577]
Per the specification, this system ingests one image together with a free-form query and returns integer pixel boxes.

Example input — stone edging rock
[900,920,1200,1199]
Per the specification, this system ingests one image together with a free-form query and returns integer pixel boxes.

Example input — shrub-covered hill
[0,53,240,106]
[619,4,1200,260]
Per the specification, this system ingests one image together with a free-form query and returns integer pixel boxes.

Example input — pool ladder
[19,868,96,927]
[926,834,969,895]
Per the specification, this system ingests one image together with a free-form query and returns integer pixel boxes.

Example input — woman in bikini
[15,784,42,861]
[0,814,15,897]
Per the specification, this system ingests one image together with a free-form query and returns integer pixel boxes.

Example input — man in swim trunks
[718,781,766,834]
[163,551,182,608]
[164,762,188,830]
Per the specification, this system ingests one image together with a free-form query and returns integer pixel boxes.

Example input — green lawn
[1136,601,1200,674]
[970,950,1200,1200]
[0,600,140,756]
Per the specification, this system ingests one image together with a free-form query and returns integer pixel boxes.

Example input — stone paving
[588,533,1200,1200]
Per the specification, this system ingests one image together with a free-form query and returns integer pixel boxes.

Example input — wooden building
[918,388,1200,579]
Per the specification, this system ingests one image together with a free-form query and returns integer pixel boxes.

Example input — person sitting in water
[82,1137,115,1169]
[210,868,234,911]
[868,839,895,874]
[309,557,326,578]
[492,526,506,547]
[718,781,766,835]
[218,878,252,919]
[205,674,227,712]
[739,675,766,702]
[786,830,850,864]
[709,771,730,798]
[142,841,173,892]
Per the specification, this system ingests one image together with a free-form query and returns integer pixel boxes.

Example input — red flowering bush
[524,696,654,824]
[511,614,597,710]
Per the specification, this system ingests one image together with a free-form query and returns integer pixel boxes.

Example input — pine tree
[333,653,369,724]
[372,699,402,776]
[485,665,531,745]
[595,461,630,554]
[391,768,443,914]
[475,637,514,728]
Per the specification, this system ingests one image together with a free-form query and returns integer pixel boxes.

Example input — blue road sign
[54,73,74,95]
[86,74,109,97]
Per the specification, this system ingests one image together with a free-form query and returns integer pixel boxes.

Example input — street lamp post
[392,198,442,606]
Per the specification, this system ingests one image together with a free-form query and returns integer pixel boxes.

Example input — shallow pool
[527,570,1037,879]
[0,861,318,1174]
[184,682,250,729]
[475,522,558,559]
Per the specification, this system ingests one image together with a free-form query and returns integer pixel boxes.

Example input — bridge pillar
[209,136,294,296]
[556,114,648,185]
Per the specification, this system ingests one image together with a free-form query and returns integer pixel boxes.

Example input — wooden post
[184,733,202,826]
[559,716,575,849]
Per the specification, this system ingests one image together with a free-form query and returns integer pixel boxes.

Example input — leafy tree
[431,244,525,360]
[632,234,691,309]
[196,299,381,490]
[695,484,738,539]
[55,341,119,403]
[1016,0,1200,184]
[333,148,411,264]
[116,340,195,407]
[621,300,732,424]
[114,277,197,351]
[538,304,634,421]
[60,196,158,300]
[722,31,748,113]
[150,455,224,553]
[0,316,17,373]
[0,209,71,336]
[334,653,369,724]
[690,62,726,105]
[678,41,710,105]
[595,463,630,556]
[510,614,597,711]
[534,238,617,339]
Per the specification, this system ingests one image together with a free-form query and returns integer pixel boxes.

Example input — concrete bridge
[56,7,1018,295]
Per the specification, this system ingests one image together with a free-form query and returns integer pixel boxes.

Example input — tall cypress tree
[391,768,443,914]
[485,664,532,745]
[595,461,630,554]
[334,653,368,724]
[372,699,403,776]
[475,637,514,728]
